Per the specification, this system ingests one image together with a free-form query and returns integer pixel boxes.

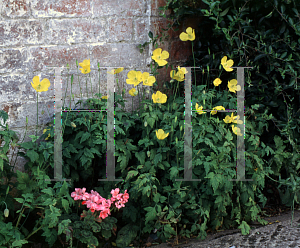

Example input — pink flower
[72,188,129,221]
[99,208,111,219]
[71,188,90,200]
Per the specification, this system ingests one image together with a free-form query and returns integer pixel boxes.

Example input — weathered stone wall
[0,0,196,173]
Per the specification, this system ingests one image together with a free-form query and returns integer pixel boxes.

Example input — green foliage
[1,1,299,246]
[0,222,28,247]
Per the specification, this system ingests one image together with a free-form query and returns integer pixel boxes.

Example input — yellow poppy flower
[31,76,50,92]
[79,59,90,68]
[142,72,156,86]
[152,91,167,104]
[232,115,243,124]
[213,78,222,87]
[179,27,195,41]
[228,79,241,93]
[170,70,185,82]
[129,88,138,96]
[195,103,206,115]
[151,48,169,66]
[107,67,124,74]
[101,96,108,99]
[79,59,91,74]
[221,56,234,72]
[211,106,225,115]
[43,128,51,140]
[177,66,188,74]
[79,67,91,74]
[126,70,143,87]
[231,125,243,136]
[155,129,169,140]
[223,113,235,123]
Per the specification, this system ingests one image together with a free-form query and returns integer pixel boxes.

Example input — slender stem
[86,76,88,99]
[36,93,38,149]
[192,41,196,87]
[90,72,92,98]
[25,223,45,240]
[76,60,83,108]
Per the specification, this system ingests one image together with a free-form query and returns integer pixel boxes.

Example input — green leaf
[61,199,69,211]
[279,23,286,34]
[144,207,157,224]
[148,31,153,39]
[254,54,267,62]
[280,52,287,59]
[220,7,230,17]
[238,221,251,235]
[147,117,155,128]
[42,188,54,196]
[164,224,176,235]
[80,132,90,144]
[26,150,39,163]
[169,166,179,180]
[135,151,146,165]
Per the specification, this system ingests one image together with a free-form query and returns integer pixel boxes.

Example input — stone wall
[0,0,197,173]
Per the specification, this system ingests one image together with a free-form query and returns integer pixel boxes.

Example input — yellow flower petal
[213,78,222,86]
[31,76,51,92]
[151,48,169,66]
[195,103,206,115]
[152,91,167,104]
[221,56,234,72]
[179,27,195,41]
[155,129,169,140]
[129,88,137,96]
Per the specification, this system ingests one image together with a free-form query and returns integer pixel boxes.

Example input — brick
[29,46,89,71]
[108,18,133,42]
[169,40,192,62]
[135,18,150,43]
[0,49,28,74]
[1,0,30,18]
[47,19,106,45]
[0,20,43,46]
[93,0,146,17]
[31,0,92,18]
[151,17,173,41]
[0,74,41,103]
[0,100,53,128]
[91,43,147,68]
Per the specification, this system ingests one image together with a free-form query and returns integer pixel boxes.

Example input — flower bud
[146,90,150,94]
[26,116,28,124]
[71,122,76,128]
[147,151,151,157]
[180,125,183,131]
[4,208,9,218]
[174,116,177,123]
[175,137,178,144]
[171,125,173,131]
[144,121,147,127]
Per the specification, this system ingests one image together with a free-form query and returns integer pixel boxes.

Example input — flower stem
[90,72,93,98]
[192,41,196,87]
[76,60,83,108]
[86,76,88,99]
[36,93,38,149]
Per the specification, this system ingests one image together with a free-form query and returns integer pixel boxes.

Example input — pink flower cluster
[71,188,129,220]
